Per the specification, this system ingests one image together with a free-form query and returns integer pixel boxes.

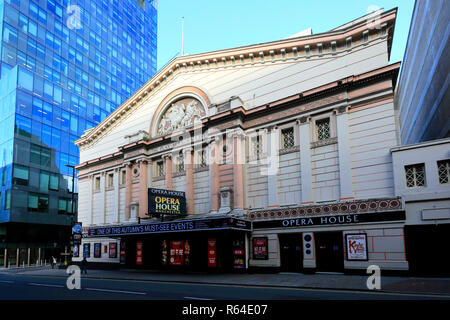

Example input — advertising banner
[85,217,251,237]
[345,234,368,261]
[232,240,245,269]
[72,222,82,245]
[252,237,268,260]
[207,238,217,268]
[184,240,191,266]
[73,244,79,257]
[136,241,143,265]
[169,240,184,266]
[120,241,126,264]
[161,240,168,265]
[83,243,90,258]
[148,188,186,216]
[94,243,101,258]
[109,243,117,258]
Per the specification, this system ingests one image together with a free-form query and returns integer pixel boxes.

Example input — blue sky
[156,0,415,71]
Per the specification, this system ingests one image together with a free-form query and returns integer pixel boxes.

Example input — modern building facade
[395,0,449,144]
[0,0,157,267]
[72,9,418,273]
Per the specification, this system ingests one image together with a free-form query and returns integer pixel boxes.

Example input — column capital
[296,116,311,125]
[162,153,172,160]
[335,105,349,114]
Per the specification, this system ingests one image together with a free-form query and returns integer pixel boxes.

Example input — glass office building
[0,0,157,266]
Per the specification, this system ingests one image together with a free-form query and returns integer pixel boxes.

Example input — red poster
[136,241,143,265]
[207,238,217,268]
[169,240,184,266]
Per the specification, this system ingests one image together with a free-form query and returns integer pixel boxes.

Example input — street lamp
[65,164,76,266]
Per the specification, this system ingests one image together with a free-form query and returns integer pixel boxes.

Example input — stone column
[336,107,354,200]
[266,126,279,208]
[27,248,30,266]
[298,117,313,204]
[184,148,195,215]
[88,175,94,225]
[102,172,106,224]
[37,248,41,266]
[125,162,133,220]
[210,139,220,213]
[233,131,245,214]
[114,168,120,223]
[4,249,7,268]
[16,248,19,267]
[138,160,148,218]
[164,155,173,190]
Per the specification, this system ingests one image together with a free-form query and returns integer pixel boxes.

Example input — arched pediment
[149,86,211,138]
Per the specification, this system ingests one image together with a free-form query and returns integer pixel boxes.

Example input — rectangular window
[40,171,49,192]
[157,161,164,177]
[49,173,59,191]
[18,67,34,91]
[120,170,126,185]
[107,173,114,188]
[405,164,426,188]
[281,127,295,149]
[15,115,32,138]
[58,198,67,214]
[95,176,101,191]
[30,144,41,165]
[4,190,11,210]
[3,23,18,45]
[199,149,207,167]
[28,193,49,213]
[176,154,184,173]
[251,135,262,159]
[316,118,331,141]
[13,165,29,186]
[437,160,450,184]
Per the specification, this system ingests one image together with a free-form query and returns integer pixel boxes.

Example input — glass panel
[18,68,34,91]
[39,171,49,192]
[30,144,41,164]
[50,173,59,191]
[40,147,51,168]
[15,115,32,138]
[28,193,39,209]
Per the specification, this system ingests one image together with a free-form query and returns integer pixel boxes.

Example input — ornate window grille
[405,164,425,188]
[316,118,330,140]
[281,127,295,149]
[437,159,450,184]
[198,149,208,167]
[175,153,184,173]
[156,161,164,177]
[251,136,263,159]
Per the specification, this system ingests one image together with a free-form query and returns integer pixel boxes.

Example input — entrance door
[279,234,303,272]
[315,232,344,272]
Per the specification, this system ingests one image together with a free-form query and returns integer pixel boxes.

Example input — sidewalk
[14,267,450,296]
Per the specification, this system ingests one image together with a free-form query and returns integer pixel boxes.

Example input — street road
[0,272,449,300]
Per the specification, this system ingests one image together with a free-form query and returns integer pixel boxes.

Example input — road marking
[23,275,450,299]
[84,287,147,295]
[28,283,64,288]
[184,296,213,300]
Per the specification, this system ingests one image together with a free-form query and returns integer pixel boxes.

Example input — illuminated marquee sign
[148,188,186,216]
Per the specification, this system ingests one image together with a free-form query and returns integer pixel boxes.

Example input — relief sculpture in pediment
[157,98,206,135]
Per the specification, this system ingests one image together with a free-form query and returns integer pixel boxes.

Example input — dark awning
[83,215,252,238]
